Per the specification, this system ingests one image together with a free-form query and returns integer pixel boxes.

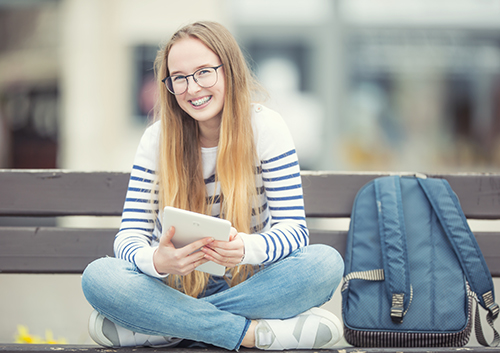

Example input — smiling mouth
[190,96,212,107]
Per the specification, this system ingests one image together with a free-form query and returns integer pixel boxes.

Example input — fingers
[202,234,245,268]
[169,248,211,276]
[202,246,242,266]
[210,232,242,248]
[159,226,176,247]
[156,226,242,275]
[180,236,215,257]
[170,237,215,275]
[229,227,238,241]
[154,226,215,276]
[203,249,243,268]
[189,255,210,273]
[177,252,210,276]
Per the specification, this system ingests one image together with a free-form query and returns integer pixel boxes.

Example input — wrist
[152,248,165,276]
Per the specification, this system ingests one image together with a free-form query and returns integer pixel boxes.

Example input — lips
[190,96,212,107]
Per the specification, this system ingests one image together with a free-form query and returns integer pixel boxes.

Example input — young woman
[81,21,344,351]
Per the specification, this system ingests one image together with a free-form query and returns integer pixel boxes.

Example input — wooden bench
[0,169,498,352]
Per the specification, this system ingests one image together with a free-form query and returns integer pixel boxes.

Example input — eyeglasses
[162,64,223,95]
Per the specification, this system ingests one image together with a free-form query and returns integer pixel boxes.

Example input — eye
[197,69,212,76]
[172,75,185,82]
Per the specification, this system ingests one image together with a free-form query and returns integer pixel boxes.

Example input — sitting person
[81,20,344,351]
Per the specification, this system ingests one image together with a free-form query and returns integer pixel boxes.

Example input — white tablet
[162,206,231,276]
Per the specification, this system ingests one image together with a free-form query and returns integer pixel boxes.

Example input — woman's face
[167,37,225,128]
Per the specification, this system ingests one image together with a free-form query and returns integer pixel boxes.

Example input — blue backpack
[342,175,499,347]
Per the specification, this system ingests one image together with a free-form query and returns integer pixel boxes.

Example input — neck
[198,121,220,148]
[199,134,219,148]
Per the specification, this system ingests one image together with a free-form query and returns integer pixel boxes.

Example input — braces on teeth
[191,96,211,106]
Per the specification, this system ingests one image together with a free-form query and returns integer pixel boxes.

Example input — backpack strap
[374,176,412,323]
[417,176,499,347]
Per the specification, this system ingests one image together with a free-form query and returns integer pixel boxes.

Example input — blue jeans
[81,244,344,350]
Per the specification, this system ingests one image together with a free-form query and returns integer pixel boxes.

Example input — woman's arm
[239,105,309,265]
[113,122,166,278]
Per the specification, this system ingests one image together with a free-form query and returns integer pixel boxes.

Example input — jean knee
[319,245,344,281]
[81,258,105,305]
[304,244,344,296]
[81,257,127,308]
[306,244,343,270]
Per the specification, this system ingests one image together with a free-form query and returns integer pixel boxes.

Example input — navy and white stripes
[114,104,309,277]
[258,148,308,264]
[114,164,160,266]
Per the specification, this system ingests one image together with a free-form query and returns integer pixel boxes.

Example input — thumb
[160,226,175,247]
[229,227,238,241]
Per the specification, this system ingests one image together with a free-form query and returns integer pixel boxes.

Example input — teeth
[191,96,211,106]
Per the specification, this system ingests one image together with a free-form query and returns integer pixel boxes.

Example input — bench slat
[302,172,500,219]
[0,227,114,273]
[1,171,500,219]
[0,170,129,217]
[1,227,498,276]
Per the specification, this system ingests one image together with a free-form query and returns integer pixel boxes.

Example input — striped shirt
[114,104,309,278]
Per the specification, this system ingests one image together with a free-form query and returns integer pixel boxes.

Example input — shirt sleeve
[239,104,309,265]
[113,121,167,278]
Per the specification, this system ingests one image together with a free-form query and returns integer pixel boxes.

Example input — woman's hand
[201,227,245,268]
[153,226,215,276]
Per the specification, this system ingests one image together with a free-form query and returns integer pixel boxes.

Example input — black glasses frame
[162,64,224,95]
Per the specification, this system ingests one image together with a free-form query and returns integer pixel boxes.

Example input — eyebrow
[169,63,219,76]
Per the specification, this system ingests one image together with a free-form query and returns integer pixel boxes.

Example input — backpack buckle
[483,291,499,320]
[391,293,405,323]
[488,302,499,320]
[391,306,404,323]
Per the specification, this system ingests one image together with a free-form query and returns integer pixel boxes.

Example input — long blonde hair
[153,21,264,298]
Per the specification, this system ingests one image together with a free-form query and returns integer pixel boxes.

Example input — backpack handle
[374,176,412,323]
[417,177,499,346]
[416,177,494,308]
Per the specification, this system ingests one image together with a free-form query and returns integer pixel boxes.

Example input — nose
[186,75,202,95]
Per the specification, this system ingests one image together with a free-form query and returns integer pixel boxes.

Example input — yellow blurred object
[14,325,67,344]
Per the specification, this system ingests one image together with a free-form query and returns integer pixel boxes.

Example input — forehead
[167,37,220,74]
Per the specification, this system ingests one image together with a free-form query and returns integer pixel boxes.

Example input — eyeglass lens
[166,67,219,95]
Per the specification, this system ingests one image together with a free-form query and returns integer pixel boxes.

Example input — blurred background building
[1,0,499,345]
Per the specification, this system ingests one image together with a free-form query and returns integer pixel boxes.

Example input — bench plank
[301,172,500,219]
[1,227,499,276]
[1,171,500,219]
[0,170,129,217]
[0,227,114,273]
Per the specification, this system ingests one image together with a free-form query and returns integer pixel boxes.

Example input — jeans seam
[234,318,251,351]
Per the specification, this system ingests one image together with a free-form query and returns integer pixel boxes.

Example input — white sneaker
[88,310,182,348]
[255,307,343,350]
